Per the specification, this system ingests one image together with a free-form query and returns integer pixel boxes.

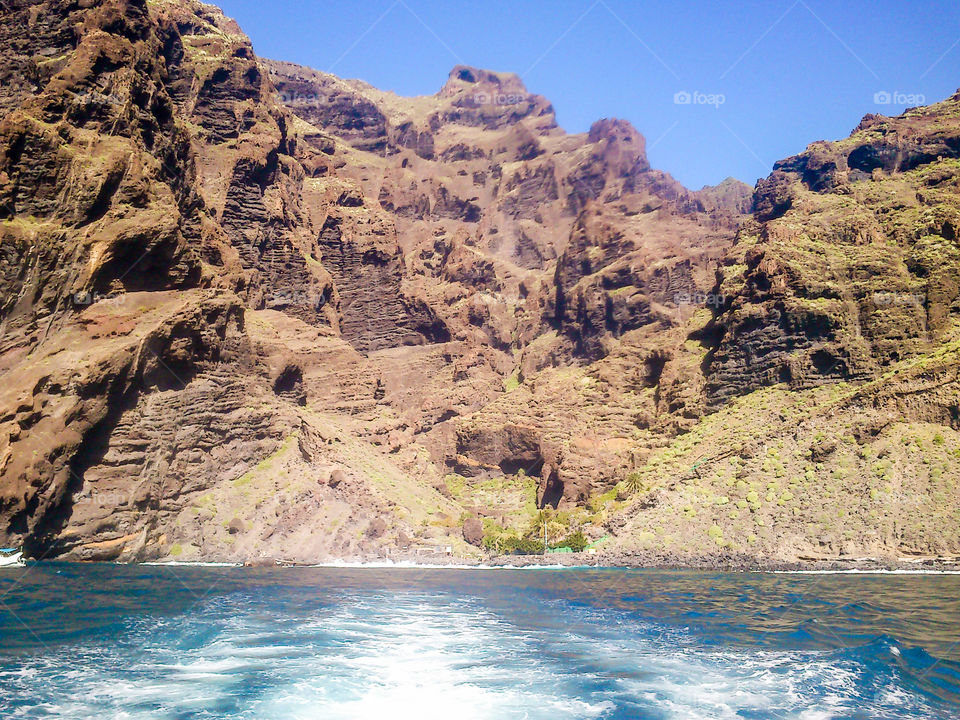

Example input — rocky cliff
[612,93,960,562]
[0,0,957,565]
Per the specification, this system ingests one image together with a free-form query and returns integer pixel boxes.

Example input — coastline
[11,551,960,574]
[292,548,960,573]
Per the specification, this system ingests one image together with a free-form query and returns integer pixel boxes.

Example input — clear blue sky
[215,0,960,189]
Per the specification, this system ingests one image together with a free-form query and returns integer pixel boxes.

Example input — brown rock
[462,517,484,546]
[366,517,387,539]
[227,519,245,535]
[0,0,955,568]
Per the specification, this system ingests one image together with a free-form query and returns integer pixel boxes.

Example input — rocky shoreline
[253,552,960,573]
[15,550,960,573]
[486,553,960,573]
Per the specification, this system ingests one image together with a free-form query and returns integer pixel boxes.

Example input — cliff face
[610,95,960,562]
[264,58,749,509]
[706,101,960,404]
[0,0,957,564]
[0,0,450,561]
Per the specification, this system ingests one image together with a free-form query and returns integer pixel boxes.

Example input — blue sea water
[0,564,958,719]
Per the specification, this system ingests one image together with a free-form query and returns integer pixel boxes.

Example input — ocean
[0,563,957,719]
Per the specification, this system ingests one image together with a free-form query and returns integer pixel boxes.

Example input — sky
[215,0,960,190]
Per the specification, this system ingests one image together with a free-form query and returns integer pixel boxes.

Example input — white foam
[139,561,242,567]
[307,559,578,570]
[0,576,948,719]
[773,568,960,575]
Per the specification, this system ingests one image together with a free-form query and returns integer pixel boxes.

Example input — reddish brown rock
[462,517,483,546]
[0,0,955,566]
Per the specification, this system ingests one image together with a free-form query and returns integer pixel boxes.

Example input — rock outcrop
[705,94,960,405]
[610,93,960,562]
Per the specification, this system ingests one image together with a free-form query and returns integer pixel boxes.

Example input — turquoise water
[0,564,958,719]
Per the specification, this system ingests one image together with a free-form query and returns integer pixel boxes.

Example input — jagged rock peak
[694,177,754,215]
[435,64,556,130]
[582,117,650,175]
[439,65,529,97]
[587,117,642,144]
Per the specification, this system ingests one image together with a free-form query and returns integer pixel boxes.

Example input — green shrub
[481,534,502,552]
[551,530,588,553]
[503,536,545,555]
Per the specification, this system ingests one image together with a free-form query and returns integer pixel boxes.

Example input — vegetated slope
[610,95,960,562]
[0,0,956,564]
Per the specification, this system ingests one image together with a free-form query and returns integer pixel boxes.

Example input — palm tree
[623,472,645,495]
[535,508,550,554]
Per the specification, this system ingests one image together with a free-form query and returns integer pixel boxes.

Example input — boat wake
[0,575,955,718]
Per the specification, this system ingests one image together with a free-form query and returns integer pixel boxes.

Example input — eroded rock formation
[0,0,957,564]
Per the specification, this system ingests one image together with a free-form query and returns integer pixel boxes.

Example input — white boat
[0,549,23,567]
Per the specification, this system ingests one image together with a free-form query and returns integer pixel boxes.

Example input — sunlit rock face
[1,0,957,564]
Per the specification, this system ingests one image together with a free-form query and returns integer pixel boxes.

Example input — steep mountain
[0,0,956,565]
[264,58,747,507]
[610,93,960,562]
